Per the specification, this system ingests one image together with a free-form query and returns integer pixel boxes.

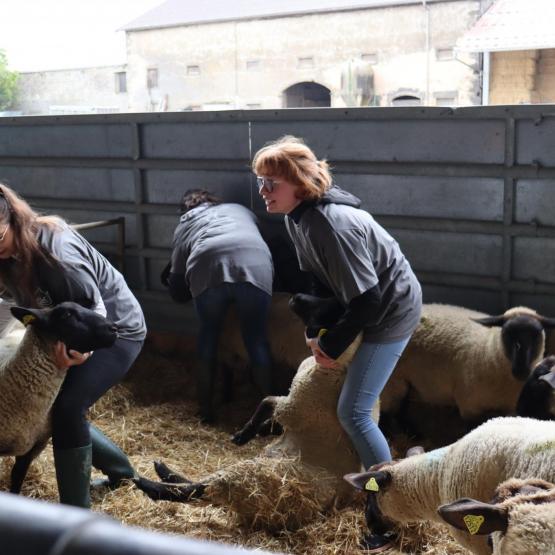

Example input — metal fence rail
[2,105,555,330]
[0,492,278,555]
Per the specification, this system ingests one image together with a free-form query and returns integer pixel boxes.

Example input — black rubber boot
[196,359,217,424]
[54,444,92,508]
[90,424,136,489]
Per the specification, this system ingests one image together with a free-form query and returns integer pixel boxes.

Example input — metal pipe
[0,492,278,555]
[483,51,490,105]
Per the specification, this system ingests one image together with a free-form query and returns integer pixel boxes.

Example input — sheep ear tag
[463,514,484,535]
[22,314,36,326]
[365,477,380,492]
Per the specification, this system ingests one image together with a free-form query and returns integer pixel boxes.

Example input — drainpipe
[482,51,490,105]
[423,0,430,105]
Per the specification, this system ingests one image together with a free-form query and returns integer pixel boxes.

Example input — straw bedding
[0,339,470,554]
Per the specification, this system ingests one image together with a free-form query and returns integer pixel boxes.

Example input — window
[246,103,261,109]
[435,91,458,106]
[114,72,127,93]
[297,56,314,69]
[187,65,200,76]
[246,60,260,71]
[436,48,454,61]
[391,95,422,107]
[361,52,378,64]
[147,68,158,89]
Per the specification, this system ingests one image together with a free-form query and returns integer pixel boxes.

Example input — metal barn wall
[0,105,555,332]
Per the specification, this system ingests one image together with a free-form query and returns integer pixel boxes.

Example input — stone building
[456,0,555,105]
[14,0,494,114]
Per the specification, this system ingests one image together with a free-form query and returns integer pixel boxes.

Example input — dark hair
[179,189,222,214]
[0,183,63,304]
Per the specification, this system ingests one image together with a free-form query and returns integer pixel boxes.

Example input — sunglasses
[256,176,278,193]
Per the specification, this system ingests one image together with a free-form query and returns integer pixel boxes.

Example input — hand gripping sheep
[134,294,378,531]
[344,416,555,555]
[0,302,118,493]
[438,478,555,555]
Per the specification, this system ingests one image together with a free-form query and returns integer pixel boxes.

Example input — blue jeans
[193,282,273,393]
[337,337,411,469]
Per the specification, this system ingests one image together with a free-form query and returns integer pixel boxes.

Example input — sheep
[134,293,378,531]
[0,302,118,494]
[344,416,555,555]
[438,478,555,555]
[380,304,555,438]
[516,355,555,421]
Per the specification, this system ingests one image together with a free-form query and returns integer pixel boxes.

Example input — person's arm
[317,284,381,359]
[167,272,193,303]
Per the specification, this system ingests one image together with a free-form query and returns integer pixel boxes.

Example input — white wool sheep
[381,304,555,430]
[135,294,379,530]
[438,478,555,555]
[517,355,555,421]
[345,416,555,555]
[0,302,117,493]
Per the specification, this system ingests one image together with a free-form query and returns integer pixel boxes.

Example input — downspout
[423,0,430,105]
[482,51,490,105]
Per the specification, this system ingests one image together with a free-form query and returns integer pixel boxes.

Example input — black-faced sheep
[438,478,555,555]
[378,304,555,437]
[134,294,376,531]
[0,302,117,493]
[344,416,555,555]
[516,355,555,421]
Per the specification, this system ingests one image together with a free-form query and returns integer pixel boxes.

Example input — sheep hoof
[230,429,253,446]
[360,531,396,552]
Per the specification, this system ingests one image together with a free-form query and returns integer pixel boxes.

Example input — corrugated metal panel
[121,0,451,31]
[457,0,555,52]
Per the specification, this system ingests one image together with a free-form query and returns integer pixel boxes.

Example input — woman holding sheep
[0,183,146,509]
[252,136,422,471]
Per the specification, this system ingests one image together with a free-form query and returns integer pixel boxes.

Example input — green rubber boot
[54,444,92,508]
[90,424,136,489]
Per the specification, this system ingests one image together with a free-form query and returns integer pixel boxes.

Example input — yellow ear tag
[463,515,485,535]
[365,477,380,492]
[318,328,328,338]
[22,314,36,326]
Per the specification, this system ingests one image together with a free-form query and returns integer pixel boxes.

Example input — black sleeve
[160,261,172,287]
[167,272,193,303]
[318,284,381,359]
[307,272,334,297]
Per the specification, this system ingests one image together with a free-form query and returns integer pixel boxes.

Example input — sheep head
[516,355,555,420]
[288,294,344,338]
[10,302,118,353]
[438,479,555,555]
[473,307,555,381]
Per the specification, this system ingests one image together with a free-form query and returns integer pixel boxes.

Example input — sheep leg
[256,418,283,438]
[134,476,206,503]
[10,439,47,494]
[154,461,192,484]
[231,396,278,446]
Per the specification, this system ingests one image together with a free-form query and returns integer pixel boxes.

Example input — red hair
[252,136,332,200]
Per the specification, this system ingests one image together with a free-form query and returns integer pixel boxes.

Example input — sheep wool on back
[0,327,64,456]
[360,417,555,555]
